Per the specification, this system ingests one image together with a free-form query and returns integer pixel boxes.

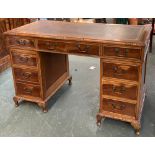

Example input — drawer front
[11,51,37,67]
[38,40,66,52]
[7,37,35,49]
[67,42,99,56]
[38,40,99,56]
[102,98,135,117]
[16,82,41,98]
[103,46,141,60]
[102,83,138,100]
[102,62,139,81]
[14,68,39,83]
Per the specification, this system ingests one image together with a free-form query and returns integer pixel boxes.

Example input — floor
[0,44,155,137]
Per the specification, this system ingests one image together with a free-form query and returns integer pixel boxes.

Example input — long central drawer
[38,40,100,56]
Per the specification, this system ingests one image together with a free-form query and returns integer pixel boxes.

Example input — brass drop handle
[112,85,126,94]
[112,66,124,75]
[115,48,128,57]
[76,44,90,52]
[111,103,126,110]
[19,56,29,63]
[24,87,33,94]
[22,72,31,79]
[17,39,30,46]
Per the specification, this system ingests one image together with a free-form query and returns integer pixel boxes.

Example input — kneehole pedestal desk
[4,21,151,135]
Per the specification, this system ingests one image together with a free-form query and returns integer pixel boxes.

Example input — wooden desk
[4,21,151,135]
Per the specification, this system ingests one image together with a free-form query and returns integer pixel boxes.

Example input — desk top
[4,20,151,46]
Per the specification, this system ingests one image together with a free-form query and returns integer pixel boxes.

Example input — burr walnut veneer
[4,21,151,135]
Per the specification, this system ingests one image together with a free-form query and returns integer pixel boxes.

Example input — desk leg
[68,76,72,85]
[13,96,20,107]
[131,121,141,136]
[96,114,102,126]
[41,103,48,113]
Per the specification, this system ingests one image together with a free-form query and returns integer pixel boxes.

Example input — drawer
[16,82,41,98]
[7,37,35,49]
[102,62,139,81]
[11,51,37,67]
[102,82,138,100]
[38,40,66,52]
[103,46,141,60]
[102,98,135,117]
[13,68,39,83]
[67,42,99,56]
[38,40,99,56]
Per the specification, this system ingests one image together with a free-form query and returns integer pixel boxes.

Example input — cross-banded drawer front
[102,98,135,117]
[7,37,35,49]
[67,42,99,56]
[102,82,138,100]
[14,68,39,83]
[11,51,37,67]
[38,40,99,56]
[103,46,141,60]
[38,40,66,52]
[102,62,139,81]
[16,82,41,98]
